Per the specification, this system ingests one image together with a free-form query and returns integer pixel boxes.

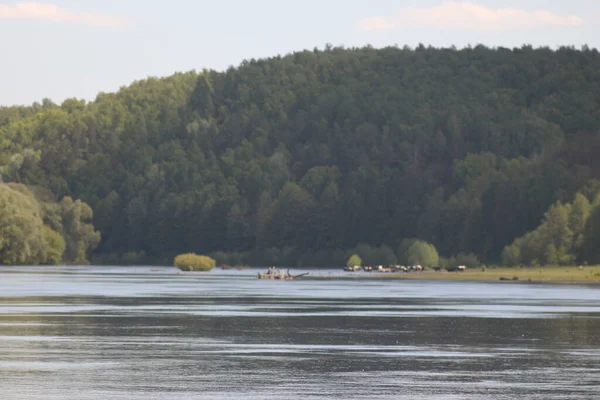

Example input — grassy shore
[312,266,600,283]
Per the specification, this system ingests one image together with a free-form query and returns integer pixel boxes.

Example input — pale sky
[0,0,598,106]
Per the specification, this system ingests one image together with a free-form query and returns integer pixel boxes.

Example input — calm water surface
[1,266,599,399]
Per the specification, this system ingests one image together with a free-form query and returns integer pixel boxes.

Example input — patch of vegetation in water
[174,253,216,272]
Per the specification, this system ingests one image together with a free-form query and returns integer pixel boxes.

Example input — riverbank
[309,266,600,284]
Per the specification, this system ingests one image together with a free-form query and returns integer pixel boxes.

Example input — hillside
[2,45,600,266]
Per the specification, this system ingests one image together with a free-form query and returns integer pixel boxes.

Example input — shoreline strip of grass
[306,266,600,284]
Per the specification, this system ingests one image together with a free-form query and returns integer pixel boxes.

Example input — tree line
[1,44,600,266]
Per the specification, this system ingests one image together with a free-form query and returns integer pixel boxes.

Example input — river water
[0,266,599,399]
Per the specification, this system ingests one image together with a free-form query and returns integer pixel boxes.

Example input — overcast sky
[1,0,598,106]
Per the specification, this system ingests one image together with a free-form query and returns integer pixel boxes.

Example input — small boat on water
[257,268,309,280]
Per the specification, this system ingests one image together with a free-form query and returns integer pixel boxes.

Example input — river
[1,266,599,399]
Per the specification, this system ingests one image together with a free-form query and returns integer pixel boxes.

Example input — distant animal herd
[344,265,466,273]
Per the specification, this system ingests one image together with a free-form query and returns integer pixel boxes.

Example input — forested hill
[2,45,600,267]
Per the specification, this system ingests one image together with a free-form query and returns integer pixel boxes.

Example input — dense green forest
[2,44,600,266]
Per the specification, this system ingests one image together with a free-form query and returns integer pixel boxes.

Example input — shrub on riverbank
[346,254,362,268]
[174,253,216,271]
[406,240,439,267]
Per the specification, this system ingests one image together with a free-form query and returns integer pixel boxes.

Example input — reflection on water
[1,266,599,399]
